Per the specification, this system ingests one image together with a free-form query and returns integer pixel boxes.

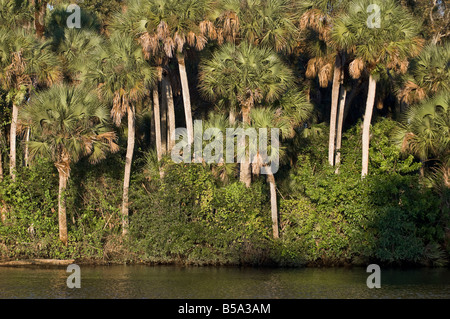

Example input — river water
[0,265,449,299]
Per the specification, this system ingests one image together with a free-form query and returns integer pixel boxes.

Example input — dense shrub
[0,156,125,261]
[129,163,277,265]
[0,118,447,267]
[283,119,447,266]
[0,158,60,258]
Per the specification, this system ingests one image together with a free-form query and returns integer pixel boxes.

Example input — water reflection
[0,265,449,299]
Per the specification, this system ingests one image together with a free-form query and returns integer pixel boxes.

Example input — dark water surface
[0,265,449,299]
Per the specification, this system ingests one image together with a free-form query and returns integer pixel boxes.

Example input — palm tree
[331,0,424,178]
[397,41,450,105]
[53,28,104,86]
[0,0,33,28]
[249,107,288,238]
[394,92,449,188]
[162,69,176,153]
[0,27,61,180]
[45,3,101,43]
[249,89,311,238]
[119,0,217,146]
[196,112,238,183]
[32,0,48,38]
[199,41,294,187]
[88,33,155,235]
[21,84,119,245]
[217,0,298,52]
[297,0,350,167]
[213,0,300,122]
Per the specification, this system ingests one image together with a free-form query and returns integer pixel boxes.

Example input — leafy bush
[129,162,291,265]
[0,156,125,261]
[0,158,59,258]
[0,118,446,267]
[283,119,447,266]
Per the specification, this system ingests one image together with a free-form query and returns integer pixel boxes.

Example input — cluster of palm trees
[0,0,449,245]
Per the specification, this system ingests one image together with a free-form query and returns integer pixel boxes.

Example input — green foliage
[0,0,33,26]
[369,118,422,174]
[0,156,125,260]
[285,118,447,266]
[128,162,295,265]
[45,3,101,43]
[78,0,125,28]
[0,158,59,258]
[0,0,448,269]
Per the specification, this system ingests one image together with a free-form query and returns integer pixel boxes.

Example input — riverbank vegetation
[0,0,449,267]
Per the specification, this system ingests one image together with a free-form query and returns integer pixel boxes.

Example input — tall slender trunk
[122,105,135,236]
[160,83,167,155]
[163,75,176,152]
[0,127,3,181]
[57,169,68,246]
[153,86,162,161]
[361,74,377,178]
[239,106,251,187]
[33,1,47,38]
[177,53,193,145]
[229,109,236,125]
[328,53,343,167]
[150,105,156,147]
[24,127,30,167]
[267,172,279,239]
[334,86,348,173]
[10,103,18,181]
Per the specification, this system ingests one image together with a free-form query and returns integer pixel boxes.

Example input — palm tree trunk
[0,128,3,181]
[161,84,167,155]
[163,75,176,152]
[240,107,251,187]
[0,151,3,181]
[33,0,47,38]
[334,86,348,173]
[122,105,135,236]
[328,54,343,167]
[9,103,18,181]
[267,172,279,239]
[177,53,194,145]
[229,109,236,125]
[58,170,68,246]
[150,105,156,147]
[153,86,162,161]
[361,74,377,178]
[239,149,252,187]
[24,127,30,167]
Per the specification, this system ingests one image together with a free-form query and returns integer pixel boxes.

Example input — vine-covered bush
[283,119,447,266]
[0,118,447,267]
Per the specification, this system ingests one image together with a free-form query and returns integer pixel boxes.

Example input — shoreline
[1,257,447,269]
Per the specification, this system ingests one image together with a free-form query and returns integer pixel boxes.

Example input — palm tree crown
[398,42,450,104]
[89,33,155,126]
[331,0,424,177]
[331,0,423,74]
[22,85,119,172]
[199,41,294,118]
[21,84,119,245]
[218,0,298,52]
